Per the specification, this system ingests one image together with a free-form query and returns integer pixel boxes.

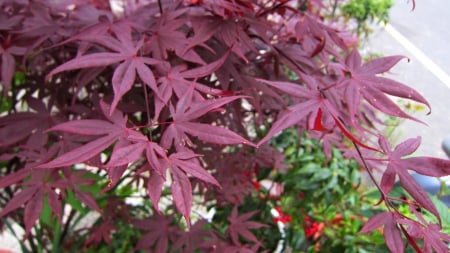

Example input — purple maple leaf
[134,214,180,253]
[161,86,254,150]
[375,136,450,219]
[46,22,163,114]
[226,205,268,246]
[360,211,405,253]
[335,50,430,122]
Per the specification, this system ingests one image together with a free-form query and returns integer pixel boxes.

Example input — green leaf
[66,189,85,213]
[431,195,450,226]
[40,197,52,226]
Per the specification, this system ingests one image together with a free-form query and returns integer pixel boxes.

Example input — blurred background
[366,0,450,159]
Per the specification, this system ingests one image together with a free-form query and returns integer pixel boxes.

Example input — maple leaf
[0,185,41,236]
[398,209,450,253]
[335,50,430,122]
[170,167,194,225]
[0,9,24,31]
[256,76,376,151]
[37,121,123,169]
[226,206,267,246]
[84,222,115,246]
[168,151,220,187]
[104,135,223,220]
[143,9,204,63]
[61,169,102,213]
[134,214,180,252]
[202,0,255,19]
[0,34,26,94]
[167,151,220,225]
[187,14,256,62]
[161,86,254,150]
[46,22,163,114]
[147,168,165,213]
[37,101,130,169]
[154,51,231,119]
[360,211,405,253]
[0,168,67,237]
[375,136,450,219]
[171,219,213,253]
[0,97,51,148]
[291,14,342,59]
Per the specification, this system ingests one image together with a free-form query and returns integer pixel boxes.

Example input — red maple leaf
[226,205,267,246]
[360,211,405,253]
[46,22,163,114]
[335,50,430,122]
[133,214,180,252]
[374,136,450,219]
[161,86,254,150]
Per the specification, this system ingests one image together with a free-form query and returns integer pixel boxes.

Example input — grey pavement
[366,0,450,159]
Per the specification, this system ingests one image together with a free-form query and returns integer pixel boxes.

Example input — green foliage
[341,0,393,36]
[264,129,390,252]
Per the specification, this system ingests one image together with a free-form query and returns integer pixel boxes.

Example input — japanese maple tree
[0,0,449,252]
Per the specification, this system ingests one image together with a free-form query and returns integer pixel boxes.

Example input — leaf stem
[352,142,389,206]
[143,84,153,141]
[60,208,76,245]
[158,0,163,14]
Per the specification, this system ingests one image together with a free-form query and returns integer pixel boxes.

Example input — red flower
[252,181,261,191]
[303,216,324,240]
[272,206,292,224]
[331,213,344,226]
[298,191,305,199]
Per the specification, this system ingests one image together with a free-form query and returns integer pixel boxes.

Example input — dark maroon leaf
[37,133,120,169]
[0,111,50,148]
[24,189,43,237]
[177,122,253,146]
[0,186,40,219]
[360,211,404,253]
[103,165,128,192]
[1,2,447,252]
[134,215,178,252]
[336,50,430,122]
[148,171,165,213]
[171,219,212,253]
[162,93,254,149]
[47,119,117,136]
[171,167,193,226]
[74,189,102,213]
[46,188,62,220]
[227,205,267,246]
[145,141,169,176]
[169,151,220,187]
[399,217,450,253]
[85,222,115,246]
[375,136,446,219]
[0,169,32,189]
[106,142,146,167]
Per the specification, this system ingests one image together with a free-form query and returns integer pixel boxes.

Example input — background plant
[341,0,393,36]
[1,0,449,252]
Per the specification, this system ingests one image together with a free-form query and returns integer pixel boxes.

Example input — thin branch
[143,84,152,141]
[60,208,76,245]
[158,0,163,14]
[351,142,392,208]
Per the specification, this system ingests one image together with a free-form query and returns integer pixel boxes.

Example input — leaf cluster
[1,0,449,252]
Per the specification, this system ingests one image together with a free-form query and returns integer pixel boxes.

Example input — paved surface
[366,0,450,159]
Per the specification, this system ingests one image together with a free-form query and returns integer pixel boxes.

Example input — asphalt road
[366,0,450,159]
